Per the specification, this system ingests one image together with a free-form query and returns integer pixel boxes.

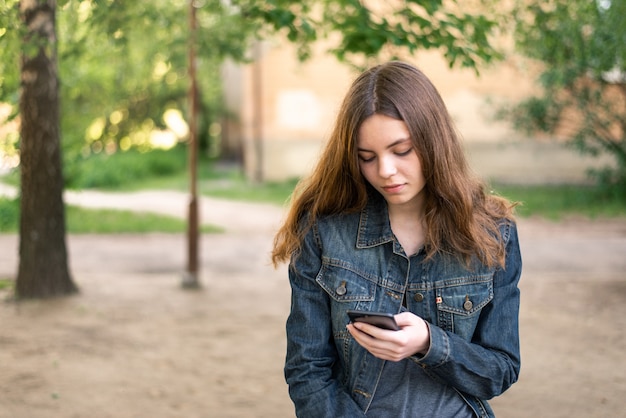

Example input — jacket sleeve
[413,221,522,400]
[284,223,367,418]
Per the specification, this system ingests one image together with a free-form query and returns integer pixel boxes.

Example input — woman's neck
[388,203,426,256]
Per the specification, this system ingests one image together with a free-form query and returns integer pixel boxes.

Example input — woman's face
[357,114,426,212]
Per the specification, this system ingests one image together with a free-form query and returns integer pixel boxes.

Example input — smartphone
[347,310,400,331]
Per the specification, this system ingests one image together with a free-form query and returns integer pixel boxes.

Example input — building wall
[222,38,538,181]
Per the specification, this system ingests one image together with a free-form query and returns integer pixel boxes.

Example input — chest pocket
[435,274,493,339]
[316,258,376,303]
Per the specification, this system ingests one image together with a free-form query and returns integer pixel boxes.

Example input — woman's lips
[382,184,405,193]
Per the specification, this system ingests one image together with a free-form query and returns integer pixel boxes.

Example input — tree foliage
[507,0,626,190]
[237,0,502,67]
[1,0,503,186]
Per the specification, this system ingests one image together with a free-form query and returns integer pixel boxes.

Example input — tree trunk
[16,0,77,299]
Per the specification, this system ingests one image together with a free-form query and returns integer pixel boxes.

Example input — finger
[351,321,387,339]
[347,323,375,344]
[347,325,407,361]
[347,324,382,349]
[350,325,402,355]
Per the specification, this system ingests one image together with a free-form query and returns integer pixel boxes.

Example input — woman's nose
[378,156,397,178]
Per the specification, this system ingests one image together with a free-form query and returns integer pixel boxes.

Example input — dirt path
[1,187,626,417]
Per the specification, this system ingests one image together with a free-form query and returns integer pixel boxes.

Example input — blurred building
[220,38,598,184]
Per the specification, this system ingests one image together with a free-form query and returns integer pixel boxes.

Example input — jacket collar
[356,193,395,249]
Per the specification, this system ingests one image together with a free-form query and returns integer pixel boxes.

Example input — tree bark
[16,0,77,299]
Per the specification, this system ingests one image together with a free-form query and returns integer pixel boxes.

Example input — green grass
[492,183,626,220]
[197,177,298,206]
[97,150,624,216]
[0,278,13,291]
[3,147,626,230]
[195,177,624,219]
[65,206,222,234]
[2,181,626,235]
[0,197,222,234]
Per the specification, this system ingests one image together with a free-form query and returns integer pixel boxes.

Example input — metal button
[336,281,347,296]
[413,293,424,302]
[463,295,473,311]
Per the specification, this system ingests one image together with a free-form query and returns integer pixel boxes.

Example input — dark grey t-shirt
[365,359,476,417]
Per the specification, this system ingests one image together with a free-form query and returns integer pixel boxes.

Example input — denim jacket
[285,195,522,417]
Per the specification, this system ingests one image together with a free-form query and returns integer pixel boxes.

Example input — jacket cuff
[411,323,449,367]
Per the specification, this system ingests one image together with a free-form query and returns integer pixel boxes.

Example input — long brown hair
[271,61,514,268]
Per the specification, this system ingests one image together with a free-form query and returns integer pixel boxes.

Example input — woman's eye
[358,155,375,163]
[395,149,413,157]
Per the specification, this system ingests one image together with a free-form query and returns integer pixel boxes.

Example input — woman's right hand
[346,311,430,361]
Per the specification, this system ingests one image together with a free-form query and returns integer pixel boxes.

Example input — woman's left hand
[346,311,430,361]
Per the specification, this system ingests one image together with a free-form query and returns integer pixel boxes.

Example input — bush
[507,0,626,192]
[0,197,19,232]
[66,146,187,189]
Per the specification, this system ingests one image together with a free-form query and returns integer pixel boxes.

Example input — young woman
[272,61,522,417]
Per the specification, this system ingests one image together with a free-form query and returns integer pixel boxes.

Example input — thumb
[394,311,421,327]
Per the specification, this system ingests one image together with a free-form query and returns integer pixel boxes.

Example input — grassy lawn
[97,160,299,206]
[0,198,222,234]
[111,153,626,219]
[2,178,625,235]
[1,147,625,235]
[118,173,626,220]
[492,183,626,220]
[65,206,222,234]
[123,161,626,219]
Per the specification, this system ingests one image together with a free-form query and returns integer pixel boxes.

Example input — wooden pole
[183,0,200,288]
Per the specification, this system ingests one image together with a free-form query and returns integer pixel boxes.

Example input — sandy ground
[1,189,626,417]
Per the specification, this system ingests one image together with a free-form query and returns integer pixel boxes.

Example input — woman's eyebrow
[357,138,411,152]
